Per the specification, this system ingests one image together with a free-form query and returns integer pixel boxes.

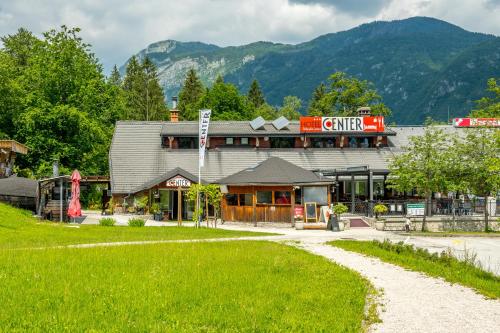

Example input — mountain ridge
[121,16,500,124]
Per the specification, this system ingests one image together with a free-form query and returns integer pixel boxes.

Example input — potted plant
[134,195,148,215]
[150,203,162,221]
[333,203,349,231]
[373,203,388,230]
[103,198,114,215]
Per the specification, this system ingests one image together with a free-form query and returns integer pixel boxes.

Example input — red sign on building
[453,118,500,128]
[300,116,385,133]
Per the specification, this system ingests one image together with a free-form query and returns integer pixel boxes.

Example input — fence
[337,198,500,217]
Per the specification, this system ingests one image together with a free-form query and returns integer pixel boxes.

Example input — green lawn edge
[328,239,500,299]
[394,231,500,238]
[0,203,275,249]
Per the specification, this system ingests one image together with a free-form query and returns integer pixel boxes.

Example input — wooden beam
[252,187,257,227]
[177,187,182,226]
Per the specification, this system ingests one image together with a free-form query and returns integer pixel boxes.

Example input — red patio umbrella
[67,169,82,219]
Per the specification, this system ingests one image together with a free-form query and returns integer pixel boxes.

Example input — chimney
[52,160,59,177]
[357,106,371,117]
[170,96,179,122]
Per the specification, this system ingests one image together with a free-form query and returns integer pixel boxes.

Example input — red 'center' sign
[299,116,385,133]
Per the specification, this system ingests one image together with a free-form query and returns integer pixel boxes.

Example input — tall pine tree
[122,56,167,121]
[247,79,265,108]
[178,68,204,120]
[108,65,122,86]
[307,83,327,116]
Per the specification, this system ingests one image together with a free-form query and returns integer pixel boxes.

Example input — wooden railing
[222,205,292,223]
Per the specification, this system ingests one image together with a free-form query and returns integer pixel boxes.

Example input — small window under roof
[272,116,289,130]
[250,116,265,130]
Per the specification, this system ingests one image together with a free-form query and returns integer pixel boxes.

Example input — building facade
[109,111,465,223]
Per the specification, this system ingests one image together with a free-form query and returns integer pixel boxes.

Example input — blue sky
[0,0,498,73]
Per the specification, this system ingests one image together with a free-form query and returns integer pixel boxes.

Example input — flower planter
[338,221,345,231]
[375,220,385,231]
[153,213,163,221]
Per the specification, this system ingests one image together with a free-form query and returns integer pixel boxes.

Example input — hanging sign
[300,116,385,133]
[165,175,191,188]
[453,118,500,128]
[199,109,212,167]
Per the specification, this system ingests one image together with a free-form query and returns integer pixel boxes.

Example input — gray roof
[0,176,37,197]
[110,121,398,194]
[162,120,395,137]
[387,125,468,151]
[219,157,333,185]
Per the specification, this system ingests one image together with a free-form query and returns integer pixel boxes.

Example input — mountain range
[121,17,500,124]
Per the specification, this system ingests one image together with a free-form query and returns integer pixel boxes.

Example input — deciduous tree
[387,127,450,231]
[309,72,391,117]
[471,78,500,118]
[448,129,500,231]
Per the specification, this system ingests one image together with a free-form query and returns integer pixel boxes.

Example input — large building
[109,109,464,224]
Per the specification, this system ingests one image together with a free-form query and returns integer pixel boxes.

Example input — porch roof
[218,157,333,186]
[130,167,203,194]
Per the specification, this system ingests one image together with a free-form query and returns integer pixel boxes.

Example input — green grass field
[329,239,500,299]
[0,203,373,331]
[0,241,370,332]
[0,203,269,249]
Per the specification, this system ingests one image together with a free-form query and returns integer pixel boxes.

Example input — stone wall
[381,216,500,232]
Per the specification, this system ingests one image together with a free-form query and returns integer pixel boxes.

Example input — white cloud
[0,0,498,73]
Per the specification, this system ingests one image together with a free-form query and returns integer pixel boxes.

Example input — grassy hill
[124,17,499,124]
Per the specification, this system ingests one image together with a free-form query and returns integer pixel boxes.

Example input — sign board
[199,109,212,167]
[406,203,425,216]
[294,206,304,218]
[453,118,500,128]
[164,175,192,188]
[300,116,385,133]
[305,202,317,223]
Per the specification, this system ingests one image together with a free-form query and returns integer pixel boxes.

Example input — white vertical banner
[199,109,212,167]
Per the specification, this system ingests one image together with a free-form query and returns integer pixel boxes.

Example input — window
[270,137,295,148]
[239,193,253,206]
[347,137,372,148]
[162,137,170,148]
[275,191,291,204]
[303,186,328,205]
[225,194,238,206]
[178,137,196,149]
[257,191,272,204]
[225,137,234,145]
[311,137,336,148]
[240,137,249,145]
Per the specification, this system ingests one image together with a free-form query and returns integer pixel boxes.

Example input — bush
[99,218,116,227]
[373,204,388,218]
[333,203,348,217]
[128,218,146,227]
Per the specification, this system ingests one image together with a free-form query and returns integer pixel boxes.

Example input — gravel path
[298,241,500,333]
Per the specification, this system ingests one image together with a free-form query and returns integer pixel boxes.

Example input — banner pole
[198,109,201,228]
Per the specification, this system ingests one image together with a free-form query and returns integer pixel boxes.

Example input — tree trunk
[484,199,489,232]
[422,194,430,232]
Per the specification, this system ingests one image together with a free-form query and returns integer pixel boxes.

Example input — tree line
[1,26,497,179]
